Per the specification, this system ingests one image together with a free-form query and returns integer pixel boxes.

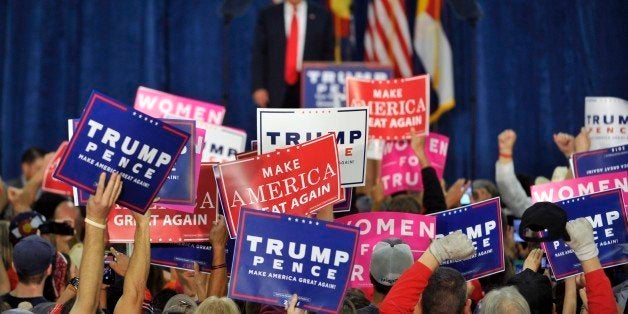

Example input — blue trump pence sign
[54,91,189,213]
[229,209,359,313]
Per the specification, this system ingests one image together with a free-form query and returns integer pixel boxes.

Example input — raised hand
[428,231,476,264]
[553,132,575,158]
[498,129,517,155]
[109,247,129,276]
[209,215,228,249]
[86,172,122,224]
[523,248,543,272]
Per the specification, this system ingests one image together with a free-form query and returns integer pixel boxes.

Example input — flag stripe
[364,0,413,78]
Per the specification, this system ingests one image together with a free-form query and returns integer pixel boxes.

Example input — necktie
[284,4,299,85]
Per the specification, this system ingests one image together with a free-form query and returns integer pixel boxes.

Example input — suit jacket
[251,2,334,108]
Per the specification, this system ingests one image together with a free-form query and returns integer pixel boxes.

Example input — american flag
[364,0,413,78]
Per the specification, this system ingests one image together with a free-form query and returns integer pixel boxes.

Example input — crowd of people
[0,125,623,314]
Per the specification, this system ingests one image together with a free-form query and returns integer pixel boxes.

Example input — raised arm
[494,130,532,217]
[411,129,447,214]
[114,209,152,313]
[565,218,617,314]
[71,172,122,314]
[380,232,475,313]
[208,215,229,298]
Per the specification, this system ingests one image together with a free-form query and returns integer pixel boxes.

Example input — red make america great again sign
[107,163,218,243]
[215,134,343,238]
[346,75,430,140]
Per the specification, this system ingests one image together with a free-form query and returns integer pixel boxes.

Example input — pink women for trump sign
[380,133,449,195]
[134,86,225,125]
[336,212,435,288]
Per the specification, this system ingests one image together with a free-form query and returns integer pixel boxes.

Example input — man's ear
[46,264,53,277]
[463,299,472,314]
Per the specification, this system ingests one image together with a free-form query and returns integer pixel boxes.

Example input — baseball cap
[369,238,414,286]
[519,202,570,242]
[13,235,56,277]
[9,211,46,245]
[162,294,198,314]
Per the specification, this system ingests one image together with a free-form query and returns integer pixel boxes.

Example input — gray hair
[195,297,240,314]
[479,286,530,314]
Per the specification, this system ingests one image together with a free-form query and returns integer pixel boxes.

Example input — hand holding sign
[210,215,228,250]
[87,172,123,225]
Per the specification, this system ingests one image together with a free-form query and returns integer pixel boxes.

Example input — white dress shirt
[284,1,307,71]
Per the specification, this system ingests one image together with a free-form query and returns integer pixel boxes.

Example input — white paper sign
[585,97,628,150]
[257,108,369,187]
[201,123,247,163]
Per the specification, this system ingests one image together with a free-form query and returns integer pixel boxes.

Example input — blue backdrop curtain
[1,0,627,184]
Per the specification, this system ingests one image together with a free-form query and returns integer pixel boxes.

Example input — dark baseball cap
[9,211,46,245]
[519,202,570,242]
[13,235,56,277]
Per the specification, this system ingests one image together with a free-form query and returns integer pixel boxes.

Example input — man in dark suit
[251,0,334,108]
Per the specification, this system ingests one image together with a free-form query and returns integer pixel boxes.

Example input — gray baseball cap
[369,238,414,286]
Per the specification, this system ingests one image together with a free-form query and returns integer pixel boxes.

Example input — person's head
[343,288,371,311]
[478,286,530,314]
[163,294,198,314]
[20,147,47,180]
[369,238,414,295]
[196,296,240,314]
[420,267,470,314]
[507,269,552,314]
[12,235,56,286]
[54,201,81,229]
[471,180,499,203]
[386,194,422,213]
[285,0,303,5]
[9,211,47,245]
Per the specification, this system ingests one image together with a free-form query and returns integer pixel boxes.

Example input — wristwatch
[68,276,80,292]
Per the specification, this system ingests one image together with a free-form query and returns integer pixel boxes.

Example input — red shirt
[585,269,617,314]
[379,262,433,313]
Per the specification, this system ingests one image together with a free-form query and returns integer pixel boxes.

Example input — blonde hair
[195,297,240,314]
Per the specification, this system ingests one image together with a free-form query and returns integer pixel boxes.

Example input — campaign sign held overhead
[429,198,504,281]
[346,75,430,140]
[530,171,627,217]
[380,133,449,195]
[151,241,235,274]
[543,189,627,280]
[154,119,196,206]
[108,163,218,243]
[156,126,205,213]
[202,124,247,163]
[301,62,393,108]
[42,142,73,197]
[257,107,368,187]
[229,209,359,313]
[54,91,190,213]
[134,86,226,125]
[336,212,435,288]
[215,134,343,238]
[572,144,628,178]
